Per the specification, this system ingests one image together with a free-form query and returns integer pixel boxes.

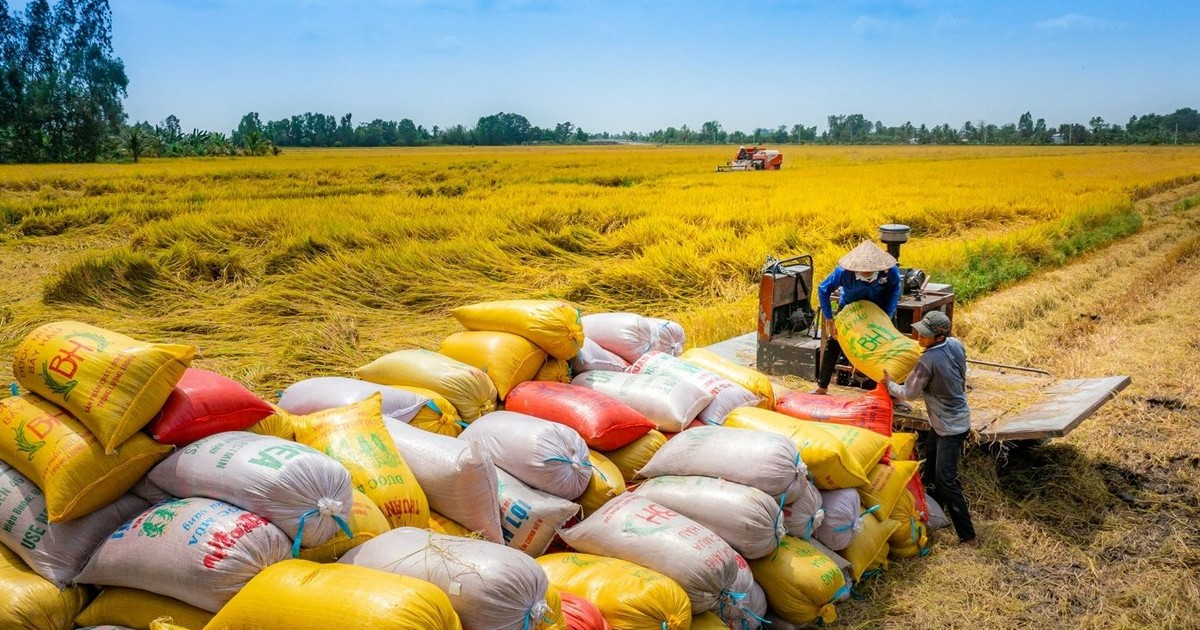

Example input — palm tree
[125,126,145,162]
[242,130,271,156]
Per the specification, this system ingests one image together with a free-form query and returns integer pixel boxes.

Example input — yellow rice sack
[536,587,566,630]
[749,535,846,626]
[0,394,169,522]
[428,511,475,538]
[74,587,213,630]
[356,349,497,421]
[535,358,573,384]
[858,460,919,524]
[299,490,391,563]
[245,407,295,440]
[451,300,585,361]
[536,553,691,630]
[150,618,193,630]
[12,321,194,453]
[439,331,547,400]
[833,301,921,383]
[681,348,776,409]
[691,611,731,629]
[577,450,625,518]
[291,394,430,529]
[393,385,463,437]
[890,432,917,461]
[599,429,666,483]
[888,515,930,560]
[0,544,88,630]
[724,408,885,490]
[204,559,462,630]
[841,515,899,582]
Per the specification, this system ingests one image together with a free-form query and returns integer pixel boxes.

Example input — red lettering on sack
[47,339,94,379]
[202,512,268,569]
[637,504,678,525]
[381,498,420,519]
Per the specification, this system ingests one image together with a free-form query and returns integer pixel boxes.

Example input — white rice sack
[814,489,864,551]
[926,493,951,530]
[75,497,293,612]
[384,418,502,543]
[570,338,631,374]
[720,554,768,630]
[647,317,686,356]
[497,470,580,557]
[808,538,854,602]
[581,313,655,363]
[460,411,590,500]
[339,527,550,630]
[634,476,784,560]
[782,478,825,541]
[558,493,741,614]
[0,461,147,588]
[637,426,806,500]
[571,371,712,433]
[629,351,761,425]
[148,431,353,549]
[278,376,430,423]
[129,475,173,504]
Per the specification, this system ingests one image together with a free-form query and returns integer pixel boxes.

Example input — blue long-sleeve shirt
[817,265,902,320]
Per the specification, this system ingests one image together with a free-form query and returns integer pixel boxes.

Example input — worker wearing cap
[812,240,902,395]
[882,311,978,547]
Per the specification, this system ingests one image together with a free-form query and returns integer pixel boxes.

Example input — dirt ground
[831,182,1200,628]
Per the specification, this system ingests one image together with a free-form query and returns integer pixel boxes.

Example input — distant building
[1051,133,1066,145]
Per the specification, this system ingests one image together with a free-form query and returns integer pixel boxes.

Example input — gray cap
[913,311,951,337]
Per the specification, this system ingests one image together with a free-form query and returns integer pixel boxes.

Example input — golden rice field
[1,144,1200,391]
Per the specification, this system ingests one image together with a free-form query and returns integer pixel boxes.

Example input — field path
[840,181,1200,628]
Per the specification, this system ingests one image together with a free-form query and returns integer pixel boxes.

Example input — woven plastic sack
[634,476,784,560]
[148,431,354,550]
[74,588,214,630]
[599,430,666,483]
[428,511,474,537]
[12,321,195,454]
[461,411,591,500]
[340,527,551,630]
[646,318,686,357]
[540,587,567,630]
[891,432,917,461]
[570,339,630,374]
[298,489,390,562]
[393,385,464,436]
[808,539,854,602]
[781,491,825,543]
[206,559,462,630]
[774,383,893,436]
[813,489,864,551]
[290,394,430,529]
[723,408,887,490]
[76,497,292,612]
[691,612,730,629]
[356,349,497,421]
[637,425,806,500]
[720,553,768,630]
[506,382,655,450]
[536,358,573,384]
[832,301,920,383]
[857,460,919,524]
[279,377,429,424]
[577,450,624,518]
[581,313,654,363]
[558,493,742,613]
[440,331,547,400]
[149,619,191,630]
[558,591,612,630]
[497,469,580,557]
[0,394,169,522]
[925,493,951,530]
[680,347,774,410]
[384,417,502,542]
[0,461,147,587]
[537,552,691,630]
[629,351,761,425]
[571,371,712,433]
[749,535,846,626]
[245,409,294,440]
[888,515,930,560]
[908,475,930,522]
[452,300,585,361]
[144,369,274,446]
[842,515,899,581]
[0,544,88,630]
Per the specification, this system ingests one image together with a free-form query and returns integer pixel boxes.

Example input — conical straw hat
[838,240,897,272]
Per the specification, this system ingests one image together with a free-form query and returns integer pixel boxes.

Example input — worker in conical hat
[812,240,901,395]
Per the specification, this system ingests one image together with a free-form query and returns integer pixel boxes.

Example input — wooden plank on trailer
[979,376,1131,441]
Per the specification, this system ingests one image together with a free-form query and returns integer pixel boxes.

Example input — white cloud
[1034,13,1107,30]
[853,15,902,36]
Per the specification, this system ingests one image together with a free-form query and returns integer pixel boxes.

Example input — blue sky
[87,1,1200,133]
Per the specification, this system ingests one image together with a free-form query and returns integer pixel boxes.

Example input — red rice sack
[505,382,655,450]
[558,591,612,630]
[75,497,292,612]
[145,369,275,446]
[774,383,892,437]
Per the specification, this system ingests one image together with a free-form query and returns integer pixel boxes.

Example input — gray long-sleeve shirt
[887,338,972,436]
